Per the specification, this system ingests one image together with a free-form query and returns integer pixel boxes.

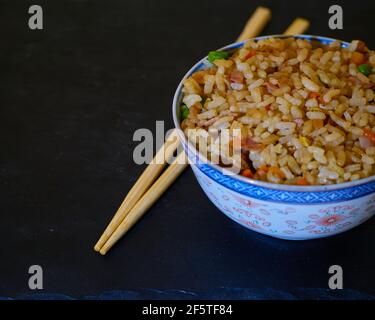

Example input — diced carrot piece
[312,119,324,129]
[256,165,269,177]
[351,52,366,65]
[240,169,253,178]
[363,128,375,144]
[308,92,320,99]
[245,49,257,59]
[295,178,309,185]
[268,166,285,179]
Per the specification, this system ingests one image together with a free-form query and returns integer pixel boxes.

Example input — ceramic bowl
[172,35,375,240]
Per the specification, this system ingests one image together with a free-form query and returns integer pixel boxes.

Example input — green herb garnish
[358,64,372,76]
[181,104,189,120]
[208,51,230,63]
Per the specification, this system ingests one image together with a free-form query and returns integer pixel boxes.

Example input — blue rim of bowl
[172,34,375,202]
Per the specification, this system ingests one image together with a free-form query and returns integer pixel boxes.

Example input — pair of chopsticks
[94,6,310,255]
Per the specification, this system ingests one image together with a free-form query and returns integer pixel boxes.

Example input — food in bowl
[180,37,375,186]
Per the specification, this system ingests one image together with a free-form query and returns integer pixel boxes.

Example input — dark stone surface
[0,0,374,299]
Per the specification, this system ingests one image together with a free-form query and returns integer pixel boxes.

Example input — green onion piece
[208,51,230,63]
[181,104,189,120]
[358,64,372,76]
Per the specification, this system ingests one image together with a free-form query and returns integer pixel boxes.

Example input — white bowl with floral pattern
[172,35,375,240]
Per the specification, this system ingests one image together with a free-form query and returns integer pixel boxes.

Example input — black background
[0,0,374,299]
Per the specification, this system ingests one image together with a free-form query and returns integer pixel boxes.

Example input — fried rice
[180,37,375,185]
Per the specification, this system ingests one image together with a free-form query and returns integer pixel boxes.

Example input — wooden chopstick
[95,9,310,255]
[94,129,181,251]
[236,6,271,42]
[99,151,188,255]
[284,18,310,35]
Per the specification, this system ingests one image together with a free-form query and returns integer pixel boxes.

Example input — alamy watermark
[132,121,243,175]
[28,265,43,290]
[328,5,343,30]
[28,5,43,30]
[328,265,343,290]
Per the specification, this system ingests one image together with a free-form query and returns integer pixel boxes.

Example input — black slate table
[1,0,374,299]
